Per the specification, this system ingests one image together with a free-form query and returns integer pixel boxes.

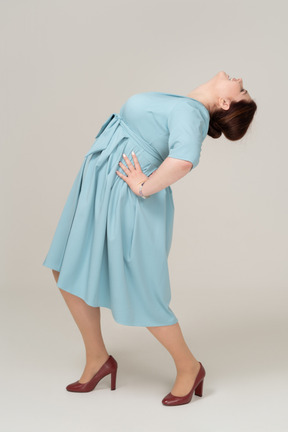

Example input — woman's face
[213,71,251,103]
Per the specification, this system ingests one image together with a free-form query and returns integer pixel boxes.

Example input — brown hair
[208,99,257,140]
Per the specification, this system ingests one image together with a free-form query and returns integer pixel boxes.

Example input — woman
[43,71,257,406]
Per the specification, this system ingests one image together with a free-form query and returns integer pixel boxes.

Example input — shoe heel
[110,369,117,391]
[194,379,204,397]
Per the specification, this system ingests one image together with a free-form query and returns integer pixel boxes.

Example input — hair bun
[207,100,257,141]
[208,120,222,139]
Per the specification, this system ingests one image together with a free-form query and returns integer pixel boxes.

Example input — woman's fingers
[122,153,135,171]
[131,151,142,171]
[115,169,127,182]
[119,151,143,175]
[118,161,129,175]
[116,151,148,196]
[116,152,148,195]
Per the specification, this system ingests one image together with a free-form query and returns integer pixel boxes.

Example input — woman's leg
[52,270,109,383]
[147,322,201,397]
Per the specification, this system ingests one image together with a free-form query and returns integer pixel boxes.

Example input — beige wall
[1,1,287,430]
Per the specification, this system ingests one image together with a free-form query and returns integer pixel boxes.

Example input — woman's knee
[52,269,60,283]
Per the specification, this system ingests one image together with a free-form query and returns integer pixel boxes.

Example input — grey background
[1,0,287,431]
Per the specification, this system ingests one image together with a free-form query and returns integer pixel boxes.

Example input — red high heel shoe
[66,355,118,392]
[162,362,206,406]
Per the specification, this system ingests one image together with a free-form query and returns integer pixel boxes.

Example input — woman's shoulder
[121,91,210,127]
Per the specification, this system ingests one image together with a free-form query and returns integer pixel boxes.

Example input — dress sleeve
[167,101,206,170]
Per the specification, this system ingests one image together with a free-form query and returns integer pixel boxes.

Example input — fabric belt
[85,113,164,165]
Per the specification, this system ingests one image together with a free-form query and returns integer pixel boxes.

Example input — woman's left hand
[116,151,148,196]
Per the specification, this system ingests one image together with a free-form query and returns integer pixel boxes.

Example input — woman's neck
[186,82,217,114]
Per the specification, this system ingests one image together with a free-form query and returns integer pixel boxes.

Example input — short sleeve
[167,101,206,170]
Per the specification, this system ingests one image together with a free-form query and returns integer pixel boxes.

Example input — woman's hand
[116,151,149,196]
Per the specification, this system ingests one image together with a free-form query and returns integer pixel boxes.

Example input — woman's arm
[142,157,192,196]
[116,152,192,197]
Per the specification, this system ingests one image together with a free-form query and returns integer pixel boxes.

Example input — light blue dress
[43,92,210,327]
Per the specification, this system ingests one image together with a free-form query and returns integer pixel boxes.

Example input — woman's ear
[218,97,231,111]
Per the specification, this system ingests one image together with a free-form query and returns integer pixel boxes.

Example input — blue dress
[42,92,210,327]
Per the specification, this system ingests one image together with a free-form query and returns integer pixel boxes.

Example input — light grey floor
[2,283,287,432]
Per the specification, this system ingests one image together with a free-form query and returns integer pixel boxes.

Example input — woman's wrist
[138,180,150,199]
[136,158,191,197]
[139,173,165,197]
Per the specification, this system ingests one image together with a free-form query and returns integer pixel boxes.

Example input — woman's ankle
[85,352,110,365]
[175,358,200,374]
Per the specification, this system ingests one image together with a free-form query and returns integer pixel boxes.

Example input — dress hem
[43,263,179,328]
